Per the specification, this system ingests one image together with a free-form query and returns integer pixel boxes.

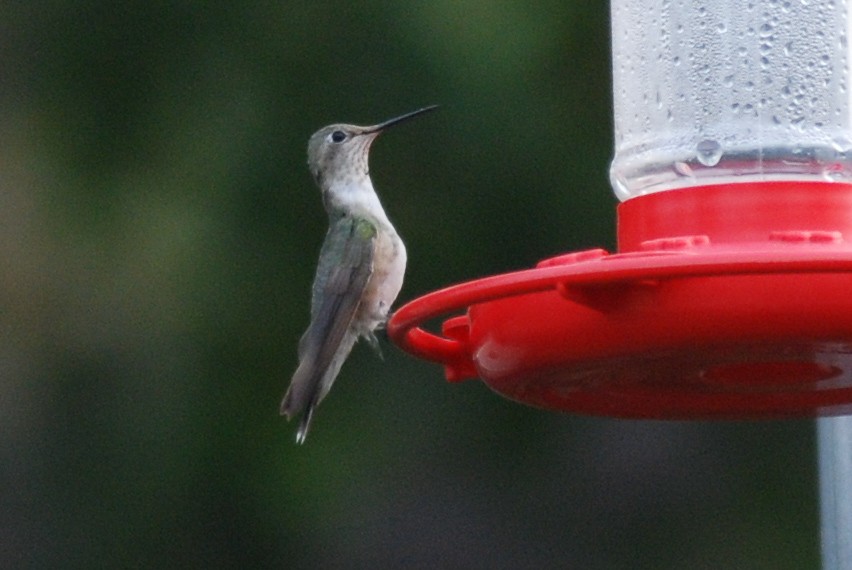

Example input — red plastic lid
[388,182,852,418]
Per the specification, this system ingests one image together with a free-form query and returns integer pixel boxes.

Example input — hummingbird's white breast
[332,177,407,333]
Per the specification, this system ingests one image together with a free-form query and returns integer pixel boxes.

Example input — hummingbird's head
[307,124,377,191]
[306,106,438,192]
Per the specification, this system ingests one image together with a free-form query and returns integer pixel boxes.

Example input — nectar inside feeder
[387,0,852,420]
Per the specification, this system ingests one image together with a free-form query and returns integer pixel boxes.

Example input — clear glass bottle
[610,0,852,200]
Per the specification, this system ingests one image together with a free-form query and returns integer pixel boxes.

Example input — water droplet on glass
[696,140,723,167]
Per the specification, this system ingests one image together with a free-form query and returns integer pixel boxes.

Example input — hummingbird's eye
[330,130,347,143]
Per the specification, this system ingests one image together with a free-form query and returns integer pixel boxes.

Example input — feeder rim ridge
[388,247,852,366]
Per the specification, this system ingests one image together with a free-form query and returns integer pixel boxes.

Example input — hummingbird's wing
[281,215,377,443]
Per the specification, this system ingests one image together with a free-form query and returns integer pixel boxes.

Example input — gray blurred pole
[818,416,852,570]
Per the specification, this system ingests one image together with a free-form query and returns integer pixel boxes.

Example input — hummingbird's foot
[365,330,384,360]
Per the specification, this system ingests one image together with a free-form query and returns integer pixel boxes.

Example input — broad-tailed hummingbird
[281,105,437,443]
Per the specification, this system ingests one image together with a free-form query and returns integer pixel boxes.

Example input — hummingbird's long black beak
[365,105,439,134]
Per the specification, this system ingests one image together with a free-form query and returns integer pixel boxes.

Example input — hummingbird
[281,105,438,443]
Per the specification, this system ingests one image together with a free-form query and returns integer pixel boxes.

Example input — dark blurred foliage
[0,1,817,569]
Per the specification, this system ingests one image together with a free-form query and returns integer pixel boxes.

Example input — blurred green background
[1,1,817,568]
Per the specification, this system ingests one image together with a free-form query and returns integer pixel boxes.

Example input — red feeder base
[387,181,852,419]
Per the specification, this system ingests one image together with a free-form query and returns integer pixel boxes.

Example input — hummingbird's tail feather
[280,331,358,442]
[280,353,314,418]
[295,406,315,444]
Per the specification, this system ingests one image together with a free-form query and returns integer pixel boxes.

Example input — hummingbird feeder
[389,1,852,565]
[389,0,852,420]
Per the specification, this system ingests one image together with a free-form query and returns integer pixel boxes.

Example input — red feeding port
[388,181,852,418]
